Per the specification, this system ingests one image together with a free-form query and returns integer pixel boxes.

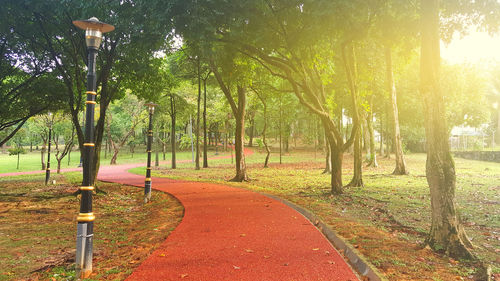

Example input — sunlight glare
[441,30,500,64]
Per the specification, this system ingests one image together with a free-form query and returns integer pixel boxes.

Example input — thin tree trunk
[255,89,271,168]
[279,94,282,164]
[170,94,177,169]
[420,0,472,259]
[248,113,255,147]
[379,113,384,156]
[385,46,408,174]
[195,59,201,170]
[162,129,166,161]
[155,131,159,167]
[366,96,378,167]
[41,140,47,170]
[385,102,391,159]
[203,78,208,168]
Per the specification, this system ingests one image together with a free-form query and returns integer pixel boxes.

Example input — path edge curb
[262,193,388,281]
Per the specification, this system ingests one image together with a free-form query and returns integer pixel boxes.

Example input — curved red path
[97,151,358,281]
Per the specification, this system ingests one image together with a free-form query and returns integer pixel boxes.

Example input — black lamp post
[45,111,53,185]
[72,17,114,279]
[144,102,157,203]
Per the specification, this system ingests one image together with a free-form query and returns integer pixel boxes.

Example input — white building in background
[450,125,489,151]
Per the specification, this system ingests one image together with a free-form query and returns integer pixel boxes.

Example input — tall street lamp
[144,102,157,203]
[72,17,114,279]
[45,111,53,185]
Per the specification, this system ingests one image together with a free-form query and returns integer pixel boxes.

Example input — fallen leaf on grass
[159,253,166,257]
[180,273,188,278]
[245,249,254,253]
[263,255,270,259]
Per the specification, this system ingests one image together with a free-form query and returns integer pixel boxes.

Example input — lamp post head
[145,102,158,114]
[73,17,114,49]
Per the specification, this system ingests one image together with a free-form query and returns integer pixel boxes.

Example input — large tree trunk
[170,95,177,169]
[347,129,363,187]
[385,46,408,175]
[323,133,331,174]
[420,0,472,259]
[330,141,343,194]
[203,78,208,168]
[230,86,248,182]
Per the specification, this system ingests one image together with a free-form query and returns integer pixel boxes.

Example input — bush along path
[97,148,360,281]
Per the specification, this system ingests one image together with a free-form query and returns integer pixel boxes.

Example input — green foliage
[8,146,26,156]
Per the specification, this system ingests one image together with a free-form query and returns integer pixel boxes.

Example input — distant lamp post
[72,17,114,279]
[144,102,158,203]
[45,112,53,185]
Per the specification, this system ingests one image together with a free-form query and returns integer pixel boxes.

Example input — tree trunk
[330,142,343,194]
[323,132,331,174]
[155,131,159,167]
[255,89,271,168]
[420,0,472,259]
[347,128,364,187]
[279,95,282,164]
[203,78,208,168]
[385,46,408,175]
[385,102,391,159]
[362,114,369,154]
[366,96,378,167]
[230,86,248,182]
[110,149,119,165]
[379,113,385,156]
[162,130,166,161]
[248,114,255,147]
[170,95,177,169]
[195,59,201,170]
[57,159,62,174]
[41,141,46,170]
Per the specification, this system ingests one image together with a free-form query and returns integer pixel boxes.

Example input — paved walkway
[99,153,358,281]
[1,149,359,280]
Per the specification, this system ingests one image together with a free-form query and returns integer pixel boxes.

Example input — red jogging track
[1,148,359,280]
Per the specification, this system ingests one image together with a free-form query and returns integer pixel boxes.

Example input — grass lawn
[130,148,500,281]
[0,148,198,174]
[0,172,183,281]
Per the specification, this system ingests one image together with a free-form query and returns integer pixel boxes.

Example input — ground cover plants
[0,173,183,281]
[135,149,500,281]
